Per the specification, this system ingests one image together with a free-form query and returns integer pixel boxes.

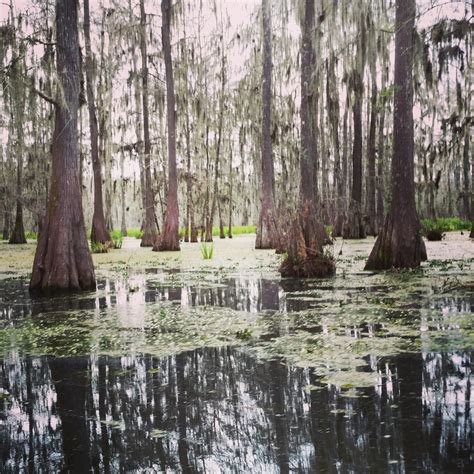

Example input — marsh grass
[200,242,214,259]
[110,230,124,249]
[421,217,471,234]
[90,240,109,253]
[126,228,144,239]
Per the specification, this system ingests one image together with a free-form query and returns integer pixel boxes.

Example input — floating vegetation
[0,235,472,391]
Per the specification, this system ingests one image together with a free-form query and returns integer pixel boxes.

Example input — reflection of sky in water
[0,272,473,471]
[94,273,286,323]
[1,348,472,472]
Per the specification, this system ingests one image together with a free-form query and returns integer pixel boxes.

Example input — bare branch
[32,86,58,107]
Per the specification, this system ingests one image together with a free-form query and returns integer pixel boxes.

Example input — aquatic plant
[90,240,109,253]
[126,228,144,239]
[111,230,124,249]
[421,217,471,234]
[200,242,214,259]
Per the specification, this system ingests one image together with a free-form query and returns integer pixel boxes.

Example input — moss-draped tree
[30,0,95,292]
[84,0,111,247]
[154,0,180,251]
[256,0,278,250]
[139,0,159,247]
[279,0,333,278]
[365,0,427,270]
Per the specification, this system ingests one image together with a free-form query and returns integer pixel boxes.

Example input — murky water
[0,270,473,472]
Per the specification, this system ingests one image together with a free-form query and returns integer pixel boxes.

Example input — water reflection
[1,271,473,471]
[1,348,472,473]
[2,270,473,322]
[0,274,285,321]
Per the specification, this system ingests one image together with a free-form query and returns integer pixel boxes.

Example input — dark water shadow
[1,347,472,473]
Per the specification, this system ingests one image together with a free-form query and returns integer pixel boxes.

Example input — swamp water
[0,236,473,472]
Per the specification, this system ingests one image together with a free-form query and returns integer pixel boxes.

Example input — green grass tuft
[126,228,143,239]
[90,240,109,254]
[200,242,214,259]
[25,231,38,240]
[217,225,256,236]
[178,225,257,239]
[110,230,124,249]
[421,217,471,234]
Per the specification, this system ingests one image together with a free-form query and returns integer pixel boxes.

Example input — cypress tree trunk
[203,124,211,241]
[2,211,11,240]
[279,0,332,279]
[462,128,470,221]
[343,71,366,239]
[183,105,191,243]
[376,104,385,230]
[228,146,233,239]
[120,151,127,236]
[84,0,111,246]
[9,139,26,244]
[181,6,191,244]
[299,0,316,217]
[470,126,474,237]
[30,0,95,293]
[256,0,278,249]
[154,0,180,251]
[206,34,226,244]
[366,77,377,236]
[9,33,27,245]
[334,103,349,237]
[129,0,146,232]
[344,9,367,240]
[98,11,114,233]
[319,81,330,224]
[365,0,427,270]
[139,0,158,247]
[327,54,342,231]
[218,201,225,239]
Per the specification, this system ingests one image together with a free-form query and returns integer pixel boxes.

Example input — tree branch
[32,86,58,107]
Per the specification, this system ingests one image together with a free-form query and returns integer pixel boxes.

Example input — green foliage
[25,231,38,240]
[90,240,109,254]
[235,328,253,340]
[178,225,257,239]
[421,217,471,234]
[126,228,143,239]
[200,242,214,259]
[224,225,256,236]
[110,230,124,249]
[379,84,395,99]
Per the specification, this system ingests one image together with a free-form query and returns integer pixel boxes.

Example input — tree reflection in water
[1,348,472,473]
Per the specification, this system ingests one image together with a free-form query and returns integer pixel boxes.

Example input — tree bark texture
[9,33,27,244]
[228,146,233,239]
[344,72,366,239]
[30,0,96,293]
[256,0,278,249]
[120,151,127,236]
[365,0,427,270]
[154,0,180,251]
[300,0,315,213]
[278,0,330,278]
[139,0,158,247]
[376,101,386,230]
[84,0,111,246]
[366,78,377,235]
